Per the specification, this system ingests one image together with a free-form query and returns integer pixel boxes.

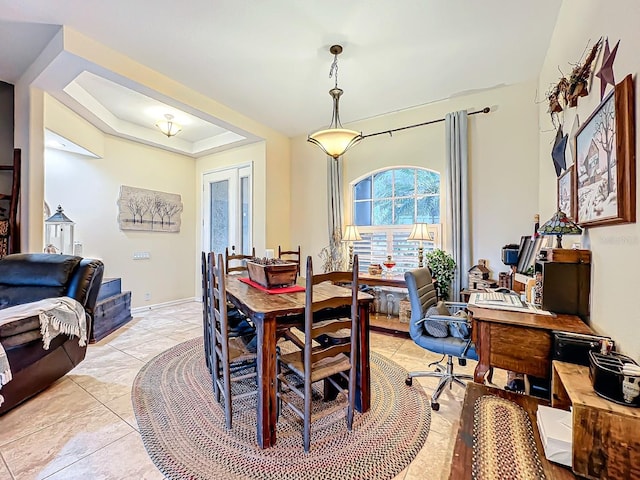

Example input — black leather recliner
[0,253,104,414]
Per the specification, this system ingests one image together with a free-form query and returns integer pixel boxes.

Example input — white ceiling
[0,1,562,155]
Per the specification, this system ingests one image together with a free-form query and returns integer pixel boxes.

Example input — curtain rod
[360,107,491,139]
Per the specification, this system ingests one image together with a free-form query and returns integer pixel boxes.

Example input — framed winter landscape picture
[557,165,575,220]
[574,74,635,227]
[117,185,183,232]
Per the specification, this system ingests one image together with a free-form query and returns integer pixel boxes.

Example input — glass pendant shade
[308,128,362,159]
[155,114,182,138]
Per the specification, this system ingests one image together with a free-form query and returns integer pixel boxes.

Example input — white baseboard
[131,297,198,314]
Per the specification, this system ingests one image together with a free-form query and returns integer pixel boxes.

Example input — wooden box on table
[247,261,298,288]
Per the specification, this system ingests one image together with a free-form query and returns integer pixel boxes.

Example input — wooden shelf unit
[0,148,20,256]
[552,361,640,479]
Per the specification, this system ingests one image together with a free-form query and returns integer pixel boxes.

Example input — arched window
[351,167,442,272]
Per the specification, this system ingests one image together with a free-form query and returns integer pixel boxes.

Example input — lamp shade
[155,114,182,138]
[537,210,582,248]
[308,128,362,159]
[407,223,432,242]
[342,225,362,242]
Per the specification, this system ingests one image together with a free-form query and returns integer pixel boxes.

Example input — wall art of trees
[117,185,183,232]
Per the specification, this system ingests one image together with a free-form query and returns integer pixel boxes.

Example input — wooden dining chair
[208,252,257,429]
[276,255,359,452]
[278,245,301,274]
[225,245,256,274]
[201,251,212,373]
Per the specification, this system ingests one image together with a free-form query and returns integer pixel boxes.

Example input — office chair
[404,267,477,411]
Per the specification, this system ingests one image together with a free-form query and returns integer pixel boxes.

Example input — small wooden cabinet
[552,361,640,479]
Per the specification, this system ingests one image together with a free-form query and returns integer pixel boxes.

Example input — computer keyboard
[473,291,525,307]
[481,292,508,302]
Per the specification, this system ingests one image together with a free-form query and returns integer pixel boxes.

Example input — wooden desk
[358,273,406,288]
[225,275,373,449]
[552,361,640,479]
[449,382,576,479]
[469,306,593,384]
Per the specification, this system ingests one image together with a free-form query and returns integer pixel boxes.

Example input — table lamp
[407,223,432,267]
[342,225,362,269]
[537,210,582,248]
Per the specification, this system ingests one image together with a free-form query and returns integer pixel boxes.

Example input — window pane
[417,169,440,194]
[417,196,440,223]
[354,201,371,226]
[394,198,414,225]
[394,168,415,197]
[373,200,392,225]
[373,170,393,199]
[354,177,372,200]
[210,180,229,253]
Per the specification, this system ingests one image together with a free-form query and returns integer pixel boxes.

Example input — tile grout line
[0,450,16,480]
[39,430,140,480]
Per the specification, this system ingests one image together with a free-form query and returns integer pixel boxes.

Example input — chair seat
[224,336,254,363]
[413,334,478,360]
[280,350,351,383]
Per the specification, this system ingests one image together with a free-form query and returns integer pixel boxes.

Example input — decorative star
[552,126,568,177]
[596,38,620,100]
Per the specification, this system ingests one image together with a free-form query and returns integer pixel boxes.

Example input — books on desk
[468,292,553,315]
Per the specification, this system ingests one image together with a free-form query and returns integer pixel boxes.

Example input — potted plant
[425,249,456,300]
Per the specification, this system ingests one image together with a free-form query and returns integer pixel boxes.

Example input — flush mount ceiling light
[308,45,363,159]
[155,114,182,138]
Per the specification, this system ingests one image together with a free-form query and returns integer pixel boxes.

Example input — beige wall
[44,96,196,308]
[15,27,292,308]
[538,0,640,360]
[291,81,540,277]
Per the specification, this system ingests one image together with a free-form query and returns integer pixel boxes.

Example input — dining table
[224,274,373,449]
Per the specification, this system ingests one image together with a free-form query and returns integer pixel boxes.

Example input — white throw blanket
[0,297,87,406]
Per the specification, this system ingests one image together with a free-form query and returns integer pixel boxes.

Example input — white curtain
[445,111,470,301]
[324,157,346,272]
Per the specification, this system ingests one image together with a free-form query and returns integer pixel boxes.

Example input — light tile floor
[0,302,506,480]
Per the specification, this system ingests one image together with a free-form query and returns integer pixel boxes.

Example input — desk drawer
[489,323,551,378]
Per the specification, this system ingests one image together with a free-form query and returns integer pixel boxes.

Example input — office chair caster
[405,376,413,386]
[431,401,440,411]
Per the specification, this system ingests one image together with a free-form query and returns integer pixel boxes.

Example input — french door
[202,164,252,256]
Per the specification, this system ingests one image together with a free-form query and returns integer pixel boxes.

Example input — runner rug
[132,337,431,480]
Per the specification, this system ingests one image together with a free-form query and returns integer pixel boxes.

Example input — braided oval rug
[132,337,430,480]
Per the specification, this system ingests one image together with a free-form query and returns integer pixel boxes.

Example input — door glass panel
[210,180,229,254]
[240,176,250,255]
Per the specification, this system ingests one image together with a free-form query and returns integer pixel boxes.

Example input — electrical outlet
[144,292,151,301]
[133,252,151,260]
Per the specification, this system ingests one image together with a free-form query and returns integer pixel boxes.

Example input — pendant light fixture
[308,45,362,159]
[155,114,182,138]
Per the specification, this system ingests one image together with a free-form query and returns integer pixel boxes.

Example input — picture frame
[574,74,636,227]
[557,165,575,220]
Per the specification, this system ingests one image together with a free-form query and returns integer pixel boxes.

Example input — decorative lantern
[44,205,75,255]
